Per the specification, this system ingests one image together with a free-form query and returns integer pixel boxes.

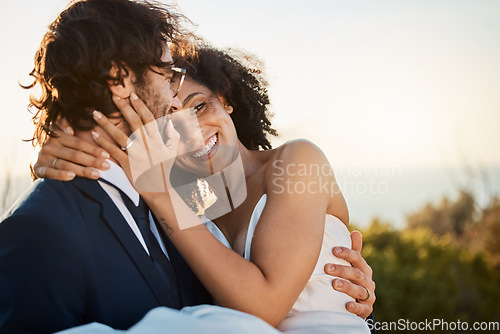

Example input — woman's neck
[237,142,274,179]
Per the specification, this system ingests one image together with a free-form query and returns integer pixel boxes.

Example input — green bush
[359,218,500,323]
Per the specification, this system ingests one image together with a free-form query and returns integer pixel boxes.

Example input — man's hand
[324,230,375,319]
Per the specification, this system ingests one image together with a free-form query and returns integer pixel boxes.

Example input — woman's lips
[190,133,218,160]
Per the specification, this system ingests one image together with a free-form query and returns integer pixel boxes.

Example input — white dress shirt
[98,160,169,259]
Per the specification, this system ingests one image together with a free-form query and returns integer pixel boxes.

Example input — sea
[1,165,499,229]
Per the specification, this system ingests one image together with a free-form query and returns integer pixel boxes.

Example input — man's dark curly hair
[24,0,189,147]
[171,43,277,151]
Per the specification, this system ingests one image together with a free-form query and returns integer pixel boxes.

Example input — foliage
[406,190,476,239]
[358,191,500,324]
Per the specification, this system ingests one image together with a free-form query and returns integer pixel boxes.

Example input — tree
[406,190,476,240]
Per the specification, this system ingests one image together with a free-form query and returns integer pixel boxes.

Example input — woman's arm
[32,119,110,181]
[146,141,332,327]
[91,96,344,327]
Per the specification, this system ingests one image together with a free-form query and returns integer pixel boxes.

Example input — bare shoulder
[280,139,326,158]
[264,139,331,180]
[263,139,349,225]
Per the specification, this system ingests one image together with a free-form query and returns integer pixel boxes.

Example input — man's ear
[107,62,135,98]
[217,94,233,114]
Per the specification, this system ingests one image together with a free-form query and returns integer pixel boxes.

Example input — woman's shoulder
[262,139,334,192]
[280,138,323,154]
[265,139,331,174]
[262,139,349,224]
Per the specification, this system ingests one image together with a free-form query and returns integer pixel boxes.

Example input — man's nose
[170,96,182,113]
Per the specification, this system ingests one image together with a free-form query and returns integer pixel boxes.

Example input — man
[1,1,212,333]
[0,0,375,333]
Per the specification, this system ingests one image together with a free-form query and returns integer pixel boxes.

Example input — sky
[0,0,499,185]
[0,0,500,177]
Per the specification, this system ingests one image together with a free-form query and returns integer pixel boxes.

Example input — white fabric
[98,160,169,258]
[56,305,280,334]
[203,216,232,249]
[209,194,370,333]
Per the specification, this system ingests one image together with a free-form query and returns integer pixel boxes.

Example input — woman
[35,44,373,333]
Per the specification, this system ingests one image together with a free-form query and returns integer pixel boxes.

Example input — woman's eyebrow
[182,92,204,106]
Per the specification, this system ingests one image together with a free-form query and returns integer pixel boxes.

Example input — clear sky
[1,0,499,179]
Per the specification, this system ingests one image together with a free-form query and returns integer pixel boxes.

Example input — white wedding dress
[205,194,370,334]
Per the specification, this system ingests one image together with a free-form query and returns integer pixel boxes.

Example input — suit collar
[70,177,180,308]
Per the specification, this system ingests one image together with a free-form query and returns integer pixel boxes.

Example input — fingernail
[91,131,99,139]
[101,151,110,159]
[65,127,74,135]
[348,303,355,311]
[93,110,102,120]
[66,171,76,179]
[91,170,100,179]
[335,280,344,289]
[36,167,47,178]
[102,161,111,170]
[328,265,335,272]
[334,247,343,254]
[113,95,121,100]
[130,92,138,100]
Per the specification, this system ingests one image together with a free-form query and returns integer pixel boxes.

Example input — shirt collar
[99,160,140,206]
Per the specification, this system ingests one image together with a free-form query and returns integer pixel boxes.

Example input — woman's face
[170,78,239,177]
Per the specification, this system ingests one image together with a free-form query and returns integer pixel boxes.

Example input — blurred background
[1,0,499,327]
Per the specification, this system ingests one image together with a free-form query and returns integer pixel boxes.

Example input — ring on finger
[121,141,134,151]
[357,286,370,302]
[52,158,58,169]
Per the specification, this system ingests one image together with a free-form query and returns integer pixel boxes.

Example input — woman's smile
[190,133,219,160]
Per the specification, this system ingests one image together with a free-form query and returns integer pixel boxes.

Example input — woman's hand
[91,93,179,191]
[32,119,111,181]
[324,231,376,319]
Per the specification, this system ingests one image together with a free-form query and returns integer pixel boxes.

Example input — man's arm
[324,231,376,319]
[0,214,86,333]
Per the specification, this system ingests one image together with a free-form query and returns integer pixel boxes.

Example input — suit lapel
[70,177,180,308]
[152,216,186,303]
[153,216,214,306]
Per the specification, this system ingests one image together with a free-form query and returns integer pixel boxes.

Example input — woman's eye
[191,102,206,116]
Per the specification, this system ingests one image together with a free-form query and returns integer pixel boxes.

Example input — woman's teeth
[191,134,217,158]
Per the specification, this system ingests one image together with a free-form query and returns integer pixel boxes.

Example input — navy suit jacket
[0,177,212,333]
